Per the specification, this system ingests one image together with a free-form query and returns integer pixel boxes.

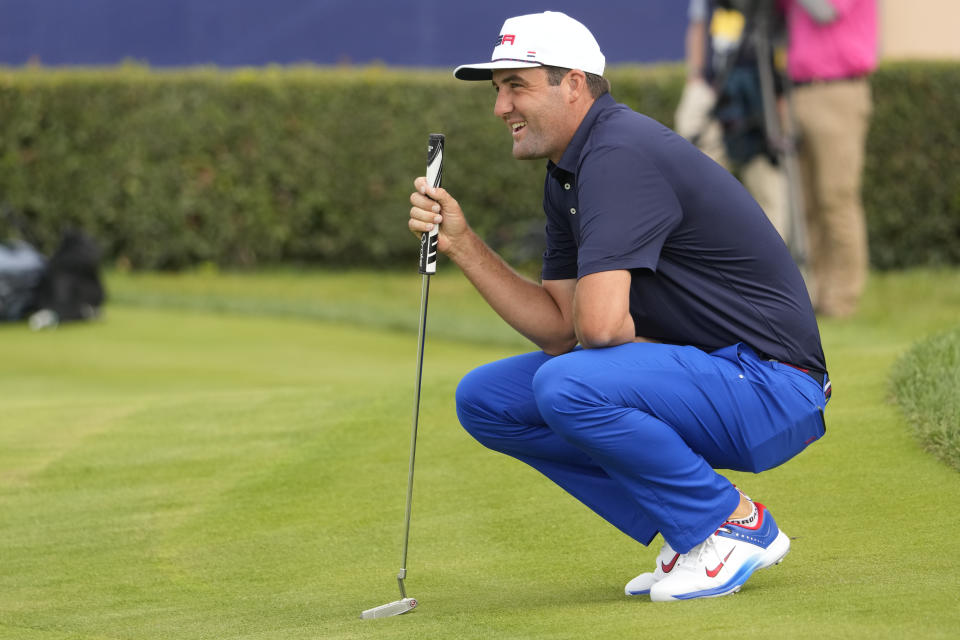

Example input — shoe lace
[677,532,724,570]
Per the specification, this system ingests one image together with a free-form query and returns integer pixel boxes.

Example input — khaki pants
[793,79,872,317]
[741,156,790,242]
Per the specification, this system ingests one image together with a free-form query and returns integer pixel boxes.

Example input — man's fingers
[413,177,451,204]
[410,190,442,212]
[409,177,461,243]
[410,204,441,226]
[409,189,442,239]
[425,185,449,203]
[410,191,442,224]
[408,215,435,235]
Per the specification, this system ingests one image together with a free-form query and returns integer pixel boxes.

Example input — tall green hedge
[863,62,960,269]
[0,62,956,270]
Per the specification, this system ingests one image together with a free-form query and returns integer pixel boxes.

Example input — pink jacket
[781,0,878,82]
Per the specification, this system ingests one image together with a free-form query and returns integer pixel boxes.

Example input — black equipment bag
[31,229,106,322]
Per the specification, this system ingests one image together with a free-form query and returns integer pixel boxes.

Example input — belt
[779,362,825,387]
[764,357,831,400]
[793,73,867,87]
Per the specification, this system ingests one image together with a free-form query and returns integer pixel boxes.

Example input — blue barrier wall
[0,1,687,67]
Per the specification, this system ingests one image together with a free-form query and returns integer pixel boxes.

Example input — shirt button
[569,208,577,215]
[564,183,571,190]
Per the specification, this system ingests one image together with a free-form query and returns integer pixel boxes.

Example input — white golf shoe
[624,540,680,596]
[649,502,790,602]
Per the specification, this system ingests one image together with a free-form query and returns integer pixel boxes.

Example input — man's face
[491,67,575,163]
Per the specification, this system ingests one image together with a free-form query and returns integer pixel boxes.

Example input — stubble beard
[511,126,550,161]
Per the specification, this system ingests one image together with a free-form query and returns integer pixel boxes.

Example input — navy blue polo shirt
[542,93,826,373]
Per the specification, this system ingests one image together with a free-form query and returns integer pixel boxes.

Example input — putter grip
[419,133,444,275]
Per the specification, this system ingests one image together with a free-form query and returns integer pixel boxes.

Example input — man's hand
[409,177,469,257]
[407,176,579,354]
[674,77,716,141]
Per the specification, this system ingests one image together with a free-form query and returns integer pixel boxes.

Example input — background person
[676,0,792,243]
[780,0,877,317]
[408,11,830,602]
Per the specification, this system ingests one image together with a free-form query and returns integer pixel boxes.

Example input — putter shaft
[398,272,431,598]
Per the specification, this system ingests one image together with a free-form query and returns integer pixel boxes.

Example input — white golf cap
[454,11,605,81]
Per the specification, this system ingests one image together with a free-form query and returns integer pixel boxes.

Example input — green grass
[1,267,958,639]
[105,266,530,348]
[890,325,960,471]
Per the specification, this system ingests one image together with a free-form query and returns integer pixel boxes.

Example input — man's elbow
[541,336,578,356]
[576,323,627,350]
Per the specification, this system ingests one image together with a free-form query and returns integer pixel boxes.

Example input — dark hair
[543,66,611,98]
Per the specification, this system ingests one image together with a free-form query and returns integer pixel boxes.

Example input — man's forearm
[447,230,577,355]
[573,270,636,349]
[685,21,708,80]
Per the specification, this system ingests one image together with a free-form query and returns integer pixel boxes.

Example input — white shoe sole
[650,531,791,602]
[759,529,791,569]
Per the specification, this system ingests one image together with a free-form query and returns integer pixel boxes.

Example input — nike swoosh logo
[661,553,680,573]
[705,549,735,578]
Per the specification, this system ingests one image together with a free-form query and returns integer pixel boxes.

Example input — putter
[360,133,444,620]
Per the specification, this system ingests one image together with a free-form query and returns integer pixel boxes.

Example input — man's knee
[456,361,536,451]
[531,353,602,437]
[454,365,493,439]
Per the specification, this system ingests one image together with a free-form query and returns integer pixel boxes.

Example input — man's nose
[494,90,512,118]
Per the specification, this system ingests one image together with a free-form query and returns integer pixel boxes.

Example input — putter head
[360,597,418,619]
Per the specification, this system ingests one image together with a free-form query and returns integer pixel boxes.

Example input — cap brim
[453,59,542,81]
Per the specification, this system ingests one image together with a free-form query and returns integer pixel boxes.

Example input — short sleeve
[575,144,682,277]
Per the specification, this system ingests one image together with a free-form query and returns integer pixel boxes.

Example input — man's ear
[564,69,588,102]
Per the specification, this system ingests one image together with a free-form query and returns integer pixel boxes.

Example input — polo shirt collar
[550,92,617,176]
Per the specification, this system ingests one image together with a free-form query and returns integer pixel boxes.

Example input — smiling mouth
[510,121,527,136]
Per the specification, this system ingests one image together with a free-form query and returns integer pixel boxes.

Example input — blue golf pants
[455,342,828,554]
